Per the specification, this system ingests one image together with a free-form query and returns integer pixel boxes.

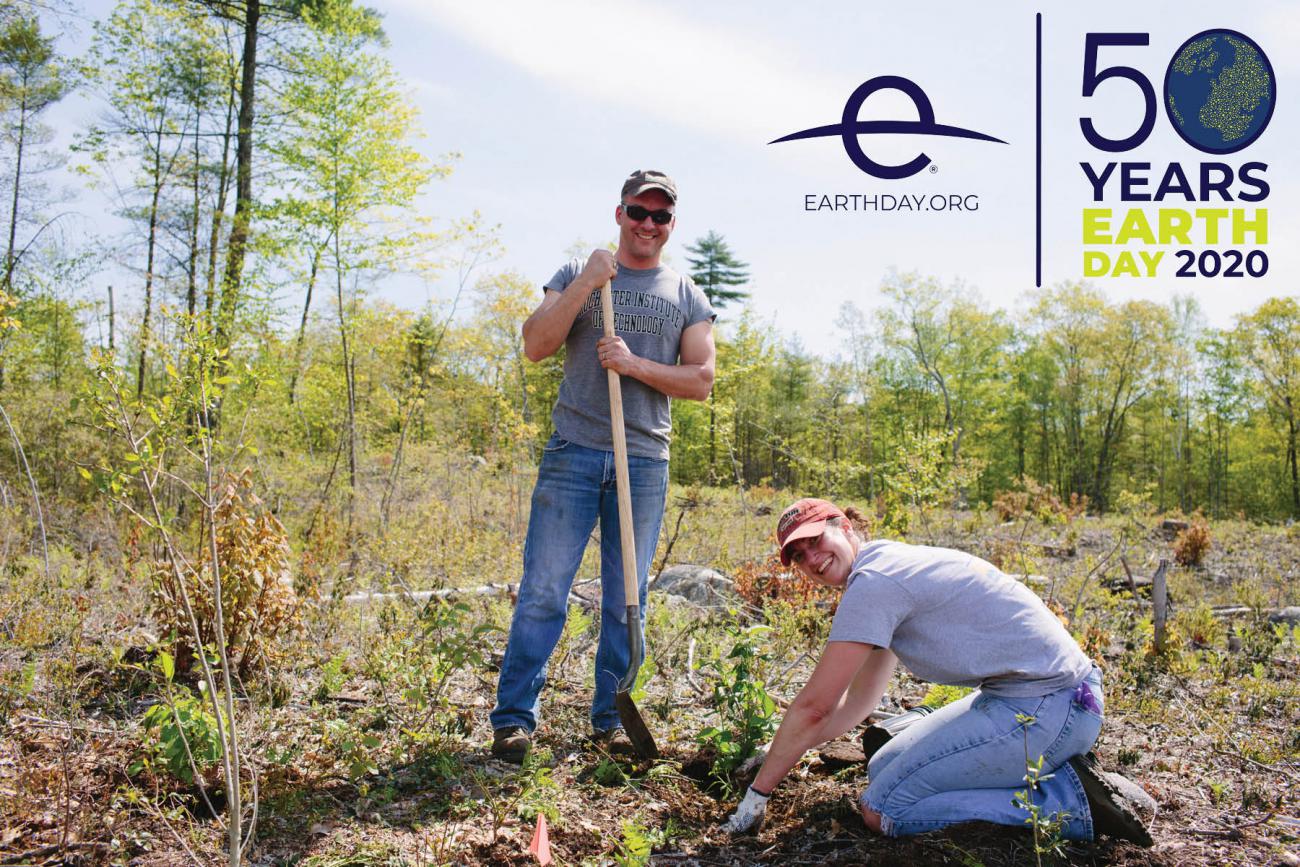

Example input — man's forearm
[522,281,598,361]
[624,356,713,401]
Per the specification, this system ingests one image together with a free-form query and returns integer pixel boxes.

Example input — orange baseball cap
[776,498,846,566]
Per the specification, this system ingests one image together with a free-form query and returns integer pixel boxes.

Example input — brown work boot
[491,726,530,763]
[591,727,635,755]
[1069,753,1154,847]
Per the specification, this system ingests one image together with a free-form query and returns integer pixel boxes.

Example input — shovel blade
[613,606,658,759]
[614,689,659,759]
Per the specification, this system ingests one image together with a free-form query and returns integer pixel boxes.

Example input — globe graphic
[1164,30,1275,154]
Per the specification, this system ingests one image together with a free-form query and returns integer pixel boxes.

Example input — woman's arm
[751,642,898,794]
[816,644,898,741]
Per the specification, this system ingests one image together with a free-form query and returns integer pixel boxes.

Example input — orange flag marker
[528,813,552,865]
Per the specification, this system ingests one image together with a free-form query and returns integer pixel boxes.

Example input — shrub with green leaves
[514,749,560,823]
[695,623,777,792]
[363,599,496,738]
[613,816,679,865]
[136,686,224,785]
[322,718,382,782]
[614,819,653,866]
[921,683,973,708]
[876,428,981,536]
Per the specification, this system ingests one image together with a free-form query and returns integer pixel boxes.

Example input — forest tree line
[1,0,1299,528]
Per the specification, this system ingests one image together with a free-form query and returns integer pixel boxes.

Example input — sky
[38,0,1300,354]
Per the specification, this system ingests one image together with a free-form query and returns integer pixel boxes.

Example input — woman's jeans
[491,435,668,734]
[862,666,1104,840]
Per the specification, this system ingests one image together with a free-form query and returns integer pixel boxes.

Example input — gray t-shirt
[828,540,1092,697]
[544,258,716,460]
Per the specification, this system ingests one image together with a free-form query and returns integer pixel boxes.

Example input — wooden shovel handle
[600,276,659,757]
[599,281,638,606]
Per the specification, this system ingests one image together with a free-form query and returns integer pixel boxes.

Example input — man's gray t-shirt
[544,258,715,460]
[828,540,1092,697]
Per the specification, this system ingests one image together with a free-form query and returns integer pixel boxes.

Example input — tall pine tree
[685,230,749,310]
[685,230,749,479]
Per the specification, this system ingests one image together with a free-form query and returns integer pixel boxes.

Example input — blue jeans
[491,434,668,733]
[862,666,1104,840]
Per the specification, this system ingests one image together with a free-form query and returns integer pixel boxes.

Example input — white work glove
[723,786,770,834]
[736,743,770,776]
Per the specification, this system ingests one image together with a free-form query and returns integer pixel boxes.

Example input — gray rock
[1103,770,1158,819]
[652,564,734,606]
[650,591,693,609]
[1269,607,1300,627]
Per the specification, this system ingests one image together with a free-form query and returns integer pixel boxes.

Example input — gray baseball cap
[621,169,677,204]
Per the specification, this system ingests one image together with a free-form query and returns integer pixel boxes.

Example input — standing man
[490,170,717,761]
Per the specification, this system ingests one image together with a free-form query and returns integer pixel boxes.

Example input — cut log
[343,583,598,611]
[990,535,1077,558]
[1106,575,1152,590]
[1158,519,1190,539]
[344,583,516,604]
[1211,605,1294,620]
[1009,574,1050,587]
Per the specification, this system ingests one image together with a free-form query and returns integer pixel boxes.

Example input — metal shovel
[600,280,659,759]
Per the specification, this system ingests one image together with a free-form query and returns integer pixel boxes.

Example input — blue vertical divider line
[1036,12,1043,287]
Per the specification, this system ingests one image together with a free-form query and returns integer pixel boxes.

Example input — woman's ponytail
[842,505,872,536]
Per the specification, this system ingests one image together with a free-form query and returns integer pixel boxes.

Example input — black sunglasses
[621,203,674,225]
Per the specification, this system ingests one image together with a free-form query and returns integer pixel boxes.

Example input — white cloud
[388,0,843,144]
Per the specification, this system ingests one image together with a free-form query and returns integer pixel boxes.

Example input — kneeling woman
[725,498,1150,845]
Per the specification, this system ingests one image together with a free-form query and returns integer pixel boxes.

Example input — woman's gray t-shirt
[544,258,715,460]
[828,540,1092,696]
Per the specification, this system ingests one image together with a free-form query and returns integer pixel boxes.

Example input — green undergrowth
[1,452,1297,864]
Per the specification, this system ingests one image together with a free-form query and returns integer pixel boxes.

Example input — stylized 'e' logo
[769,76,1007,180]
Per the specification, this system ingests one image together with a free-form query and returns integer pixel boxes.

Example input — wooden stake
[1153,559,1170,654]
